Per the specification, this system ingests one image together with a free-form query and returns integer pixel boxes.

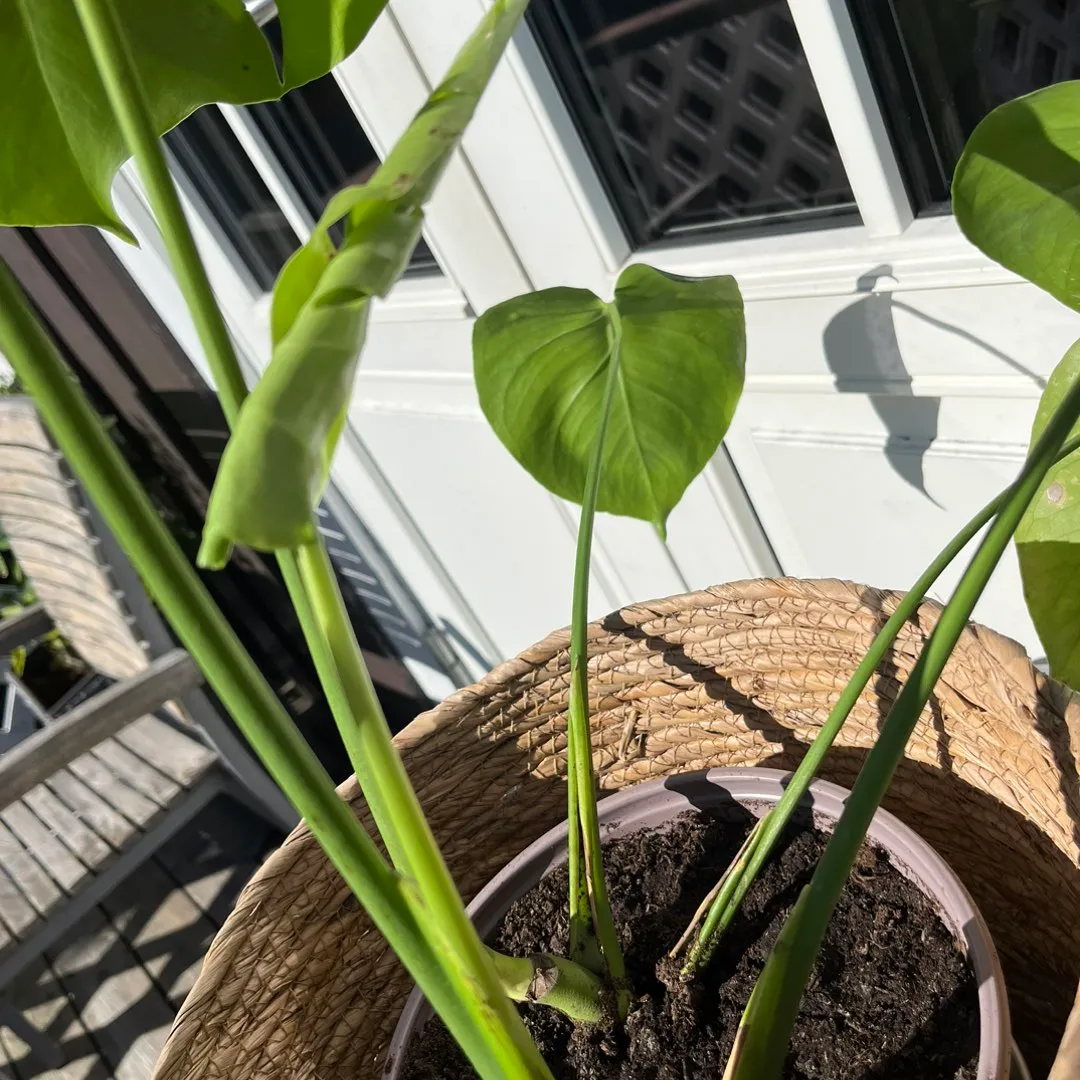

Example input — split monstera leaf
[1,0,386,236]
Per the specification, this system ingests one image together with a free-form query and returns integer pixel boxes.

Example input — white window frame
[387,0,1008,305]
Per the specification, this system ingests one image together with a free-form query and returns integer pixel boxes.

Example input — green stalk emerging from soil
[66,0,564,1074]
[726,342,1080,1080]
[677,428,1080,974]
[490,952,606,1023]
[567,304,629,1016]
[0,258,530,1080]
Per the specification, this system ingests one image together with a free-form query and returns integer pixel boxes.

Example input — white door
[109,0,1080,681]
[367,0,1080,662]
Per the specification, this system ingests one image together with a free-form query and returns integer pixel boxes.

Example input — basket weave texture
[152,578,1080,1080]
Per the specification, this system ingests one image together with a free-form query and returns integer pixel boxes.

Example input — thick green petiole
[67,1,551,1075]
[566,303,629,1015]
[488,950,607,1024]
[293,540,553,1075]
[726,346,1080,1080]
[679,427,1080,975]
[0,258,519,1080]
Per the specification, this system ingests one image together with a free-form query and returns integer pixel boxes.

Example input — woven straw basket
[151,578,1080,1080]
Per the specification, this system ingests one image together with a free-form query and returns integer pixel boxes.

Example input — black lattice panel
[574,2,855,240]
[975,0,1080,103]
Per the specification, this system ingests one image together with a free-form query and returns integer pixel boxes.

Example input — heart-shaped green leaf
[278,0,388,91]
[1017,338,1080,689]
[0,0,281,236]
[953,81,1080,312]
[473,263,746,537]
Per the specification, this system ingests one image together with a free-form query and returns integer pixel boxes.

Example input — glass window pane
[847,0,1080,211]
[164,109,299,293]
[164,19,438,291]
[248,20,439,270]
[528,0,858,248]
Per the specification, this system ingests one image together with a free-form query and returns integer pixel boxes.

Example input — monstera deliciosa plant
[2,0,1080,1076]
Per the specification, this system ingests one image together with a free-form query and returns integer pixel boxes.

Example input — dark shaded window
[164,109,299,292]
[848,0,1080,211]
[527,0,857,248]
[164,18,436,292]
[745,72,786,117]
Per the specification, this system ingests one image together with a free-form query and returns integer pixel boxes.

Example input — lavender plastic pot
[385,767,1011,1079]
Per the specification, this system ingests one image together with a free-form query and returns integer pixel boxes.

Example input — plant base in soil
[400,810,979,1080]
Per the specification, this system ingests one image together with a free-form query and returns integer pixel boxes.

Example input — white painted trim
[788,0,912,237]
[704,448,784,577]
[216,104,316,241]
[250,276,471,328]
[345,366,1047,410]
[381,0,1016,318]
[331,5,533,311]
[743,372,1044,399]
[498,13,630,272]
[386,0,615,296]
[630,215,1013,301]
[751,429,1030,462]
[244,0,276,27]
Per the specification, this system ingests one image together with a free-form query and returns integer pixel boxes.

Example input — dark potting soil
[400,810,979,1080]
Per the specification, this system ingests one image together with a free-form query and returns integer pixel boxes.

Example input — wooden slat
[100,859,213,1008]
[21,786,113,869]
[0,802,87,895]
[0,443,64,481]
[64,755,158,832]
[115,715,217,790]
[0,899,14,955]
[0,495,84,537]
[0,861,37,942]
[0,820,58,919]
[0,651,203,811]
[0,957,105,1080]
[0,391,147,682]
[46,908,174,1080]
[46,767,141,849]
[0,1025,14,1079]
[0,519,99,570]
[155,796,278,926]
[90,740,179,809]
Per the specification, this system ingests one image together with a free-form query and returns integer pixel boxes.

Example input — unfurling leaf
[197,204,422,568]
[199,0,529,565]
[1,0,280,236]
[1016,338,1080,690]
[277,0,388,91]
[953,82,1080,312]
[473,264,746,537]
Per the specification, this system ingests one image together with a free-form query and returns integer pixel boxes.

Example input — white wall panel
[725,278,1080,657]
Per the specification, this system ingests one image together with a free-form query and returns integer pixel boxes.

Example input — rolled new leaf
[198,202,421,567]
[473,263,746,538]
[199,0,529,565]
